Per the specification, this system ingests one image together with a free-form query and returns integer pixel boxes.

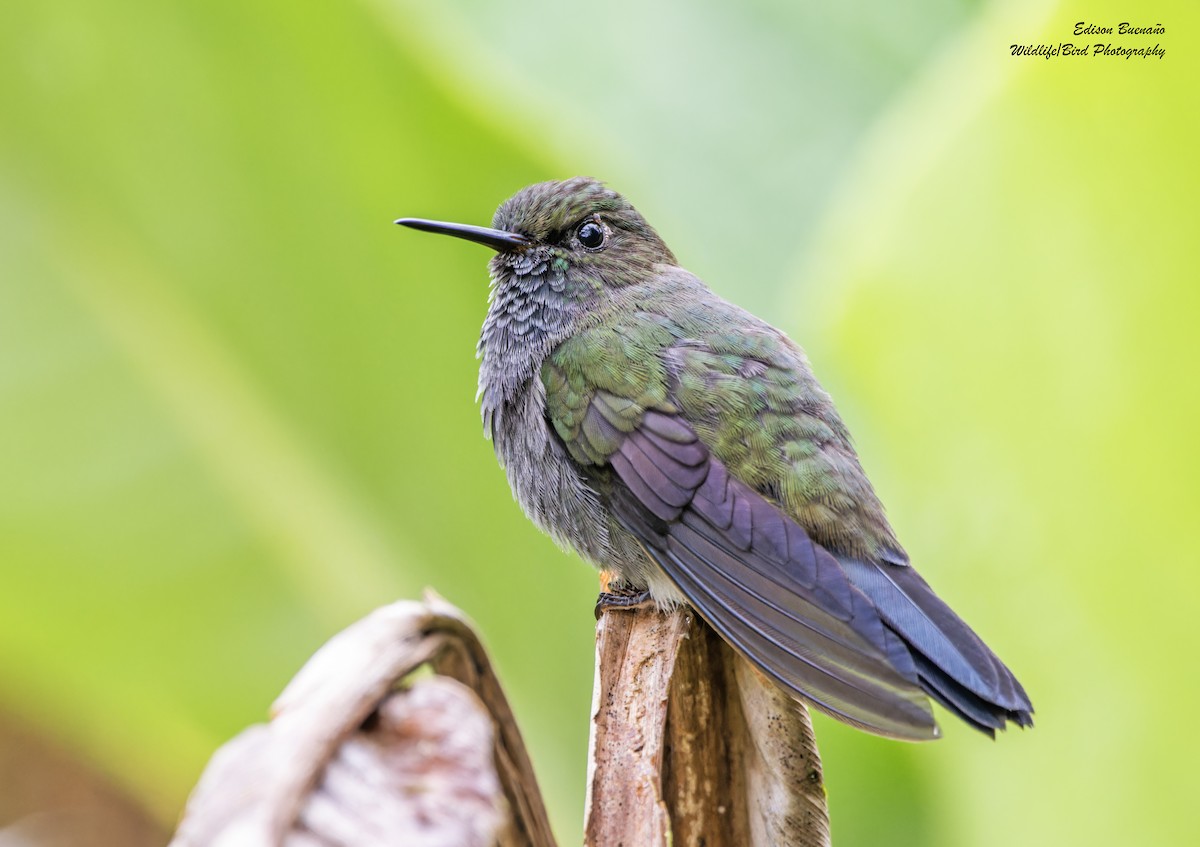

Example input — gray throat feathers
[477,247,616,569]
[478,246,573,436]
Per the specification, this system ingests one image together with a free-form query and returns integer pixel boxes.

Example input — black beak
[395,217,531,252]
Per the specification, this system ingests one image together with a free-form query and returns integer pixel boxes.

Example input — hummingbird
[397,177,1033,740]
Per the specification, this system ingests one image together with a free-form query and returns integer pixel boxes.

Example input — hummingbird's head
[489,177,675,281]
[397,177,676,289]
[398,179,678,418]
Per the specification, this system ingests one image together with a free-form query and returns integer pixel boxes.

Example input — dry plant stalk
[586,603,830,847]
[170,593,555,847]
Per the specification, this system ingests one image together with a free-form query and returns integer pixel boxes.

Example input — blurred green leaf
[1,0,1194,844]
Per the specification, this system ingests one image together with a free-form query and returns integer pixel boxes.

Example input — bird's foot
[594,586,653,619]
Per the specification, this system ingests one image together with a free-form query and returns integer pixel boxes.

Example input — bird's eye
[576,219,607,251]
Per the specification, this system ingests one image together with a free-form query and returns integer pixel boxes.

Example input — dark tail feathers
[839,556,1034,736]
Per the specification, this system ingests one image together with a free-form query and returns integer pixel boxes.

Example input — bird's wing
[543,319,939,739]
[657,320,1033,732]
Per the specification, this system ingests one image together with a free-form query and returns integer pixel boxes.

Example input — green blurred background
[1,0,1196,844]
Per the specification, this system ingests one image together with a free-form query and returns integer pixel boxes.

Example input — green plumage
[544,274,902,564]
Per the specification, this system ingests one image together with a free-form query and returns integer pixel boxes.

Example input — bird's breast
[485,376,615,569]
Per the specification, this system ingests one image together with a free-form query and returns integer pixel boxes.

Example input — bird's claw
[594,587,653,619]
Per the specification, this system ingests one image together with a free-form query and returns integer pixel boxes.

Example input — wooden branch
[586,604,830,847]
[170,593,556,847]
